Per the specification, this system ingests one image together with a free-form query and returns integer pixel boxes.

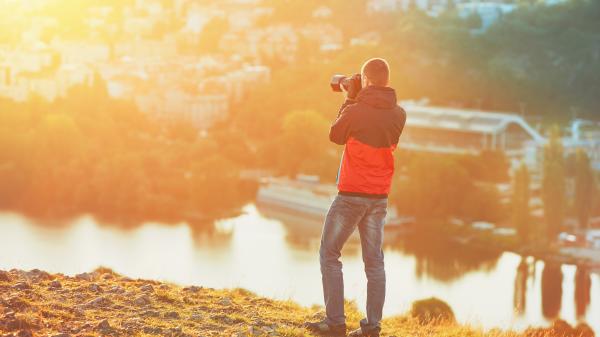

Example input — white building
[135,90,228,129]
[114,36,178,61]
[51,40,111,65]
[401,103,545,167]
[457,2,517,31]
[198,65,271,103]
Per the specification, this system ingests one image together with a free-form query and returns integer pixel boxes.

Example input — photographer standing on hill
[304,58,406,337]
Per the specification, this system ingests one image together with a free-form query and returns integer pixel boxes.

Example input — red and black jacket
[329,86,406,198]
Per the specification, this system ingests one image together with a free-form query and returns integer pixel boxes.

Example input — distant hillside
[236,0,600,141]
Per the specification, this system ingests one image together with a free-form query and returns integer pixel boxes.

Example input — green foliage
[455,151,510,183]
[542,126,566,241]
[512,163,531,243]
[410,297,456,325]
[574,149,595,229]
[0,84,248,222]
[392,153,505,226]
[236,0,600,147]
[275,110,339,179]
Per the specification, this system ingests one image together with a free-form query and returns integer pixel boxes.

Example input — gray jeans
[319,194,387,330]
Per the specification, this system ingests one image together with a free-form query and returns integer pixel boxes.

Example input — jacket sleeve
[329,99,357,145]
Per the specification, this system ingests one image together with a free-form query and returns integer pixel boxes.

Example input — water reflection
[575,266,592,318]
[394,233,502,282]
[541,263,563,319]
[0,206,598,334]
[514,258,528,315]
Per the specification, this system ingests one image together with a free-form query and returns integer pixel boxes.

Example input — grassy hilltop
[0,268,594,337]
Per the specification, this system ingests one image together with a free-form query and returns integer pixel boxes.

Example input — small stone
[133,295,151,306]
[143,326,163,334]
[96,319,111,330]
[123,290,137,298]
[88,283,102,292]
[140,284,154,293]
[12,282,31,290]
[77,322,92,332]
[49,280,62,289]
[73,305,86,315]
[183,285,202,293]
[219,297,232,306]
[121,317,142,329]
[85,296,112,308]
[169,326,182,334]
[164,311,180,319]
[24,269,50,282]
[141,310,160,317]
[190,313,203,321]
[248,326,262,335]
[211,314,234,324]
[0,270,10,282]
[75,272,94,281]
[107,285,125,294]
[5,296,30,311]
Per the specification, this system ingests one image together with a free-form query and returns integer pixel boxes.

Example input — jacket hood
[356,86,397,109]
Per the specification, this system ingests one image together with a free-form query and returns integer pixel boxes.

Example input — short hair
[361,58,390,86]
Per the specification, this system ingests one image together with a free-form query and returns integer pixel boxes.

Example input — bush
[523,319,595,337]
[410,297,455,325]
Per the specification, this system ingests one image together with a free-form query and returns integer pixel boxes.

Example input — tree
[394,154,473,224]
[574,149,594,229]
[277,110,335,178]
[512,163,531,243]
[189,154,240,215]
[542,126,566,243]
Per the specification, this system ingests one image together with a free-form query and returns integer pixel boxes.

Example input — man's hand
[345,74,362,100]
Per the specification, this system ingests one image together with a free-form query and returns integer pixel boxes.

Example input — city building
[401,102,545,167]
[456,2,517,31]
[51,40,111,65]
[135,90,228,130]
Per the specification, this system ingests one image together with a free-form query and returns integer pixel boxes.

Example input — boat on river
[256,176,415,233]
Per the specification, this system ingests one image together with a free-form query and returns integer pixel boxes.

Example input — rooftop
[403,103,545,144]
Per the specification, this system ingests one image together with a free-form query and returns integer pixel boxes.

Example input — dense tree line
[391,151,508,228]
[0,81,254,223]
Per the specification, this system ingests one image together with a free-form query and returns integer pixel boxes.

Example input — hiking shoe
[348,326,381,337]
[303,319,347,336]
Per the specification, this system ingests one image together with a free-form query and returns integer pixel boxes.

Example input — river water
[0,204,598,333]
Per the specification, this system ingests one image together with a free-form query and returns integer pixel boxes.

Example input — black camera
[330,74,362,92]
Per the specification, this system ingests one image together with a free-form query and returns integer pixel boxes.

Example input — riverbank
[0,177,257,228]
[454,234,600,275]
[0,268,594,337]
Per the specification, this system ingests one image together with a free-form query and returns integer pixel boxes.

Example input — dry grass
[0,268,593,337]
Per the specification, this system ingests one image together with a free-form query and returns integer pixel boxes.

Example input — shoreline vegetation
[0,86,258,227]
[0,268,595,337]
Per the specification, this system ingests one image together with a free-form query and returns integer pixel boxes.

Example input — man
[304,58,406,337]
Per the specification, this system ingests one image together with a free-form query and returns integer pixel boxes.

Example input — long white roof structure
[403,103,546,144]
